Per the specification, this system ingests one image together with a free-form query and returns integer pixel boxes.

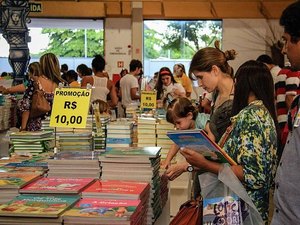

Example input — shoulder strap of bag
[219,125,233,148]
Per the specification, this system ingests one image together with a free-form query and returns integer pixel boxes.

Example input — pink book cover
[63,198,141,220]
[82,180,149,199]
[20,177,95,194]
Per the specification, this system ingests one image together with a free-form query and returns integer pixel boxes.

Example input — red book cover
[82,180,150,200]
[20,177,95,194]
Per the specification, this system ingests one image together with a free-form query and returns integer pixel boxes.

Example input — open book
[167,129,237,165]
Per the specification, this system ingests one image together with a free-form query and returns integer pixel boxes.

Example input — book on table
[103,146,161,159]
[82,179,150,200]
[167,129,237,165]
[0,194,80,218]
[62,198,143,224]
[0,172,42,189]
[20,177,95,194]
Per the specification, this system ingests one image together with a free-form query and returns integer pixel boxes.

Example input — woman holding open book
[163,42,237,199]
[181,60,278,224]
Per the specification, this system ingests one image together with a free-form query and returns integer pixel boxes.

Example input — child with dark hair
[161,97,209,180]
[76,64,91,78]
[65,70,80,87]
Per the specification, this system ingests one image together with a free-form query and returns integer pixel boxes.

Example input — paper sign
[140,91,156,109]
[50,88,91,128]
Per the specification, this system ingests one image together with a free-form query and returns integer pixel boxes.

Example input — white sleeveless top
[90,76,110,102]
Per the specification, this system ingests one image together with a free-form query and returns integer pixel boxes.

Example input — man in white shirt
[120,59,142,108]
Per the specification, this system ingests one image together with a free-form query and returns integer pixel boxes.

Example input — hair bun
[224,49,237,61]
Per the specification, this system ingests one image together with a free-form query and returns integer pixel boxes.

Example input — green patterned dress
[222,100,277,223]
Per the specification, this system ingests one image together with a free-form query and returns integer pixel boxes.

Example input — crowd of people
[0,1,299,224]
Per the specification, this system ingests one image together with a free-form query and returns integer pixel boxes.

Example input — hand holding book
[167,129,237,166]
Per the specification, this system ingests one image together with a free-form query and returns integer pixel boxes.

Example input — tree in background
[41,28,104,57]
[162,21,222,59]
[144,29,162,59]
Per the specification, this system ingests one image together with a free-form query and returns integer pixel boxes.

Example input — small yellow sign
[140,91,157,109]
[50,88,91,128]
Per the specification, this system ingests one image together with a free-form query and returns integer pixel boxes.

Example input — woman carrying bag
[18,53,64,131]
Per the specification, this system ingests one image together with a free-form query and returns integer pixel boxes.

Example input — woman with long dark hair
[181,60,278,223]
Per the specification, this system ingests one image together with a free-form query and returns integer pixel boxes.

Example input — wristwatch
[187,164,194,172]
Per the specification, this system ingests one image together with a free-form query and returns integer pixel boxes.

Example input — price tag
[50,88,91,128]
[140,91,156,109]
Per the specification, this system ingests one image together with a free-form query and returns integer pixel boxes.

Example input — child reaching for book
[160,97,209,180]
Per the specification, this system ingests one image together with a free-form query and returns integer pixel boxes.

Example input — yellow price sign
[141,91,156,109]
[50,88,91,128]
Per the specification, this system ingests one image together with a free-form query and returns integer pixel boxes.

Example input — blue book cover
[106,138,132,144]
[5,162,48,169]
[167,129,236,165]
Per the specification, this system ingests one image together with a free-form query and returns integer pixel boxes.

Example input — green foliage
[162,21,222,59]
[41,28,104,57]
[144,29,162,59]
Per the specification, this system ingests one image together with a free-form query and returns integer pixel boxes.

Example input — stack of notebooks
[9,131,54,155]
[0,172,42,204]
[106,120,134,149]
[47,151,101,178]
[99,146,162,225]
[136,117,157,148]
[156,118,175,162]
[58,132,93,152]
[0,194,80,225]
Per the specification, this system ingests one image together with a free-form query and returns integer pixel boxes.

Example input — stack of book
[0,194,80,225]
[156,118,175,162]
[81,179,150,224]
[106,120,134,148]
[0,172,42,204]
[136,117,157,148]
[99,146,162,225]
[47,151,101,178]
[0,94,11,131]
[9,131,54,155]
[63,198,144,225]
[58,132,93,152]
[41,117,54,133]
[159,171,169,210]
[90,115,110,152]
